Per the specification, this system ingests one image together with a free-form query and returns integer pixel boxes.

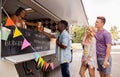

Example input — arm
[37,26,55,38]
[56,39,67,49]
[103,32,112,68]
[42,31,55,38]
[89,38,96,57]
[104,33,112,62]
[86,38,96,63]
[103,44,111,68]
[11,15,17,24]
[56,33,69,49]
[81,55,85,64]
[104,44,111,61]
[25,21,38,26]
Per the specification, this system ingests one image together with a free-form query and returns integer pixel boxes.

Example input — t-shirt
[95,29,112,58]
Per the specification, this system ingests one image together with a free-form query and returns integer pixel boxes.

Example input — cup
[1,27,11,40]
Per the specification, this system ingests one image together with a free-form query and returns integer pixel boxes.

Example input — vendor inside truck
[11,7,39,29]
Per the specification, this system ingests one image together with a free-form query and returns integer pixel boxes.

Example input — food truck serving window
[1,26,50,57]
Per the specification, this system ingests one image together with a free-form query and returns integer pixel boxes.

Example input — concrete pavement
[69,46,120,77]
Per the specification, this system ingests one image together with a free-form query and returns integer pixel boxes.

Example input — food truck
[0,0,88,77]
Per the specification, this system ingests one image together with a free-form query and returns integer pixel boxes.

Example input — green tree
[110,26,119,40]
[70,25,86,43]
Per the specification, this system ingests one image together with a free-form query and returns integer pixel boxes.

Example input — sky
[82,0,120,31]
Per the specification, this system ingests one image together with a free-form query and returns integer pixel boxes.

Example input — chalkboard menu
[1,27,50,57]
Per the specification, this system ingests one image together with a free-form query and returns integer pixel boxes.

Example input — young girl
[79,26,96,77]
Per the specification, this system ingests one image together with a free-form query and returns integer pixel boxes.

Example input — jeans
[61,63,70,77]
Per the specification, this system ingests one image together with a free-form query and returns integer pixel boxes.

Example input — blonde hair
[86,26,96,35]
[83,26,96,44]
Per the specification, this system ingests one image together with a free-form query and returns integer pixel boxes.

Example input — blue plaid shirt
[55,30,71,64]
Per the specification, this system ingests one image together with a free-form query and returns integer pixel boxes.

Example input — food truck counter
[4,49,55,64]
[0,26,61,77]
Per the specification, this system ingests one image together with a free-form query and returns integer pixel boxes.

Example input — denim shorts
[97,56,112,75]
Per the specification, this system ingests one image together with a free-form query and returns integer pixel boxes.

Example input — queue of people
[37,16,112,77]
[79,16,112,77]
[10,7,112,77]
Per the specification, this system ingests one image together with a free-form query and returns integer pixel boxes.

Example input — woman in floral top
[79,26,96,77]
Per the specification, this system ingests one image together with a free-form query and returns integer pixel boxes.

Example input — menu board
[1,27,50,57]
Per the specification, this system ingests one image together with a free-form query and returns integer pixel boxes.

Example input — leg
[88,66,95,77]
[61,63,70,77]
[103,56,112,77]
[99,72,110,77]
[97,58,105,77]
[105,74,110,77]
[99,71,105,77]
[97,56,112,77]
[79,63,87,77]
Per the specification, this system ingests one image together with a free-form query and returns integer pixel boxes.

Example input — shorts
[97,56,112,75]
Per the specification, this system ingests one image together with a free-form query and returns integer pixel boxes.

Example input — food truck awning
[3,0,88,25]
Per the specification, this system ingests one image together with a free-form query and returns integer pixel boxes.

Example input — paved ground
[69,45,120,77]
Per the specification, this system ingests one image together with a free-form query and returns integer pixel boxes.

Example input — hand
[53,57,57,62]
[85,59,88,65]
[56,39,60,46]
[35,22,39,26]
[81,57,85,63]
[38,25,44,32]
[102,60,109,68]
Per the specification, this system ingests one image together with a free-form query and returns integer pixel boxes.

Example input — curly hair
[15,7,25,16]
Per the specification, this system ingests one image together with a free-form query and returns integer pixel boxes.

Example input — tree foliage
[70,25,86,43]
[110,26,119,40]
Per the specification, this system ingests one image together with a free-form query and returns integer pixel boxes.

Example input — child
[79,26,96,77]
